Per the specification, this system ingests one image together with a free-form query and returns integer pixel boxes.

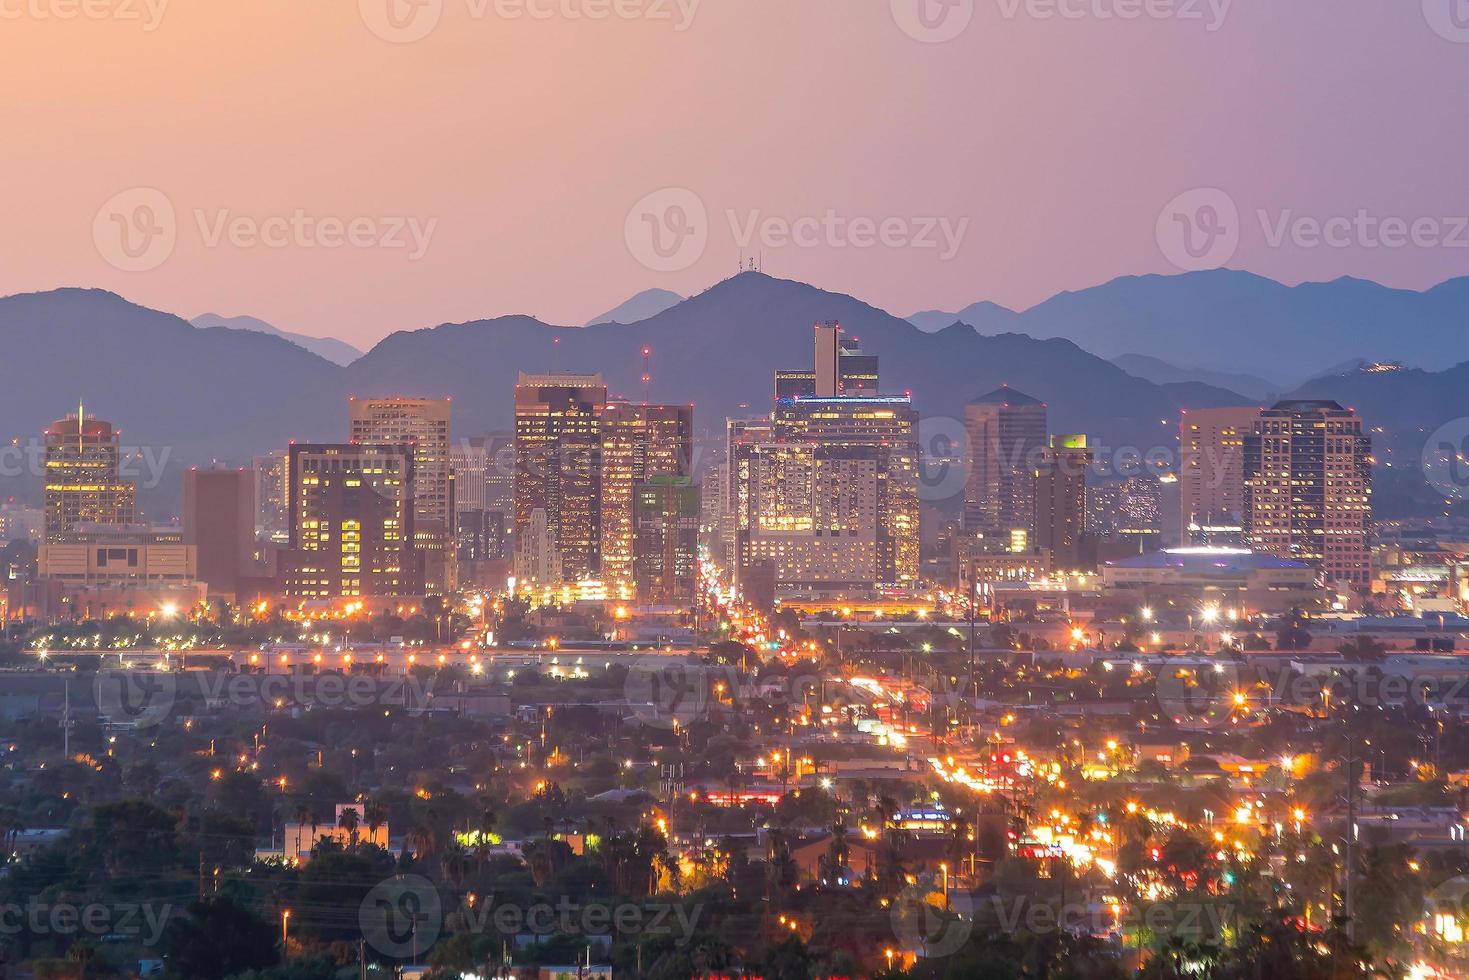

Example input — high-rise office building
[600,402,694,593]
[281,444,422,599]
[774,324,880,400]
[253,450,290,544]
[1244,399,1372,584]
[349,397,454,594]
[43,406,136,540]
[633,475,700,606]
[1180,407,1258,542]
[451,437,491,516]
[963,386,1047,538]
[1034,434,1093,572]
[771,395,920,586]
[513,374,607,584]
[182,468,256,599]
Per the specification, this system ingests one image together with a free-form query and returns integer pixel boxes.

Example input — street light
[281,909,291,954]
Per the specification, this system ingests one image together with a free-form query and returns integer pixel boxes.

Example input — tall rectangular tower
[1034,434,1093,572]
[1179,406,1259,541]
[349,397,454,594]
[43,406,136,540]
[282,443,421,598]
[600,402,694,593]
[182,468,256,599]
[1244,400,1371,584]
[963,386,1047,539]
[513,374,607,584]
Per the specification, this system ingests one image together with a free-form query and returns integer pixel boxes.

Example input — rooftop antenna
[77,398,85,454]
[641,346,652,405]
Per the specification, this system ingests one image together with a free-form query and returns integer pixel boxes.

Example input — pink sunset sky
[2,0,1467,348]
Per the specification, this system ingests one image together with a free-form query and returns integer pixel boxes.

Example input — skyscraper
[766,394,920,587]
[182,468,256,599]
[349,397,454,594]
[633,475,700,606]
[43,406,136,540]
[963,386,1047,539]
[252,450,290,544]
[282,444,421,599]
[1244,399,1372,584]
[774,324,880,400]
[1034,434,1093,572]
[513,374,607,584]
[1179,407,1259,542]
[600,402,694,594]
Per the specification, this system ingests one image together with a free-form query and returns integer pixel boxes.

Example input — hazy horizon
[4,1,1468,348]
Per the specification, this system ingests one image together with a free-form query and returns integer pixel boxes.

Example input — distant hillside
[1111,353,1278,401]
[192,312,363,366]
[908,270,1469,382]
[8,274,1463,523]
[343,272,1254,455]
[586,288,683,326]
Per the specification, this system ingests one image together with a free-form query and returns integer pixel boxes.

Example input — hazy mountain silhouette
[586,288,683,326]
[11,273,1463,494]
[1110,353,1278,401]
[908,270,1468,382]
[192,312,363,366]
[341,272,1253,454]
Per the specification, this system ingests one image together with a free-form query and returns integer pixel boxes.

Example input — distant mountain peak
[191,312,363,366]
[585,288,683,326]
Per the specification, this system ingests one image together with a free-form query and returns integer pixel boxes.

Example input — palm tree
[364,800,388,847]
[338,806,361,848]
[293,803,310,860]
